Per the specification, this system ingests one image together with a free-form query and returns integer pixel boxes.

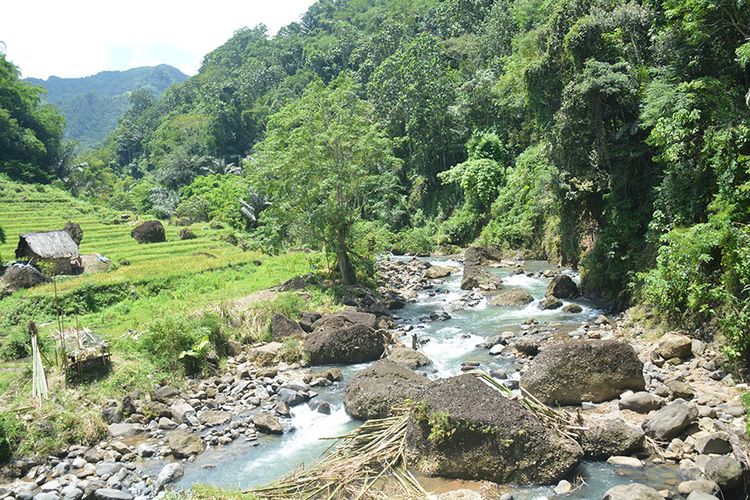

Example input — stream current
[176,257,682,498]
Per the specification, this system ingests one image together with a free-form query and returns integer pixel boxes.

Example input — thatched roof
[16,230,79,259]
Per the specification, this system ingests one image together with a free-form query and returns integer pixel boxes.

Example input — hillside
[26,65,187,147]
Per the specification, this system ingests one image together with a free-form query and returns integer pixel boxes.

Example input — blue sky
[1,0,316,79]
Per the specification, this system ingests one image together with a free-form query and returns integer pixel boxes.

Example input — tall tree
[250,74,400,284]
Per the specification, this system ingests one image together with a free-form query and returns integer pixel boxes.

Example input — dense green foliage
[26,65,186,148]
[2,0,749,355]
[0,55,65,182]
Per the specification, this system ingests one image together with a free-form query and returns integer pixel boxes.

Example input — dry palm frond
[471,371,585,441]
[250,412,426,499]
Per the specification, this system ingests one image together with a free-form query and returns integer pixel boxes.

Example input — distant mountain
[26,65,187,148]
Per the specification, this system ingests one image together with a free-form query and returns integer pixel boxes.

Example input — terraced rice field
[0,177,267,294]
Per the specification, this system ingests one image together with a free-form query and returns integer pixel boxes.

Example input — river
[175,256,682,498]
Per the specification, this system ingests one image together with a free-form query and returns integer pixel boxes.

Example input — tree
[251,74,400,284]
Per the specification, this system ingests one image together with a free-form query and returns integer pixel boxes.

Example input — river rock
[686,493,719,500]
[562,304,583,313]
[619,392,664,413]
[678,480,720,496]
[460,266,502,291]
[107,423,144,438]
[167,430,205,457]
[693,431,732,455]
[200,410,231,427]
[270,314,305,339]
[169,399,195,424]
[406,374,582,484]
[305,323,384,365]
[666,379,694,399]
[387,347,432,369]
[546,275,579,299]
[703,455,742,490]
[94,489,132,500]
[247,342,284,366]
[642,401,698,439]
[155,462,184,491]
[424,265,454,279]
[252,413,283,434]
[344,360,429,419]
[606,456,643,467]
[521,340,645,405]
[581,417,645,459]
[537,297,563,310]
[312,311,379,331]
[489,288,534,307]
[602,483,662,500]
[656,333,692,360]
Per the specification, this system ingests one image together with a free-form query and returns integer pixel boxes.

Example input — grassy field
[0,176,322,394]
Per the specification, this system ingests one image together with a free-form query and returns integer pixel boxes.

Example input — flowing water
[176,257,682,497]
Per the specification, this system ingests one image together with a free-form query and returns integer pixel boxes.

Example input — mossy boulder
[521,340,645,405]
[304,323,385,365]
[406,374,582,485]
[489,288,534,307]
[344,360,429,419]
[546,275,579,299]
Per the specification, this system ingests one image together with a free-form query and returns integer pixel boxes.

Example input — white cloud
[0,0,316,79]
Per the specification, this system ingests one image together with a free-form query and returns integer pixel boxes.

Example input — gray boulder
[521,340,645,405]
[305,323,385,365]
[270,314,305,339]
[489,288,534,307]
[581,417,645,459]
[155,462,184,491]
[546,275,579,299]
[463,246,503,267]
[107,423,144,438]
[703,455,743,490]
[642,401,698,439]
[619,392,664,413]
[387,347,432,369]
[167,430,205,458]
[344,360,429,420]
[94,489,132,500]
[252,413,283,434]
[602,483,662,500]
[406,374,582,484]
[538,297,563,310]
[460,266,502,291]
[656,333,692,359]
[693,431,732,455]
[562,304,583,314]
[424,265,454,279]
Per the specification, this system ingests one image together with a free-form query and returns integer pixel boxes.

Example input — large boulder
[131,220,166,243]
[406,374,582,485]
[521,340,645,405]
[270,314,305,339]
[463,246,504,267]
[305,323,385,365]
[387,347,432,369]
[489,288,534,307]
[703,455,743,490]
[619,392,664,413]
[546,275,579,299]
[424,264,454,279]
[580,417,645,459]
[63,221,84,245]
[642,401,698,440]
[0,264,50,291]
[655,333,692,360]
[460,266,502,291]
[312,310,379,331]
[344,360,429,419]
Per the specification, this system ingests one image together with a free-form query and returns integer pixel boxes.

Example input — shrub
[437,205,482,246]
[0,412,21,463]
[392,226,437,255]
[137,313,231,375]
[0,326,52,361]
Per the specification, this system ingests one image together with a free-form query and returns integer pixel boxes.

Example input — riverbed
[175,257,682,497]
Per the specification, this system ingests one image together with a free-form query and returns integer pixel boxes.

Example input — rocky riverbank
[2,248,749,500]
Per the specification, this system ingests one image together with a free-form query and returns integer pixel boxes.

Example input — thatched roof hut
[15,230,80,274]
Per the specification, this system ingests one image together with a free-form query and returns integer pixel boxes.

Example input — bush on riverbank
[0,412,21,463]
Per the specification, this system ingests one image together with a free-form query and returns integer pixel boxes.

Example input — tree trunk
[336,229,355,285]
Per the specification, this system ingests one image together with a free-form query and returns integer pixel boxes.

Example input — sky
[0,0,317,80]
